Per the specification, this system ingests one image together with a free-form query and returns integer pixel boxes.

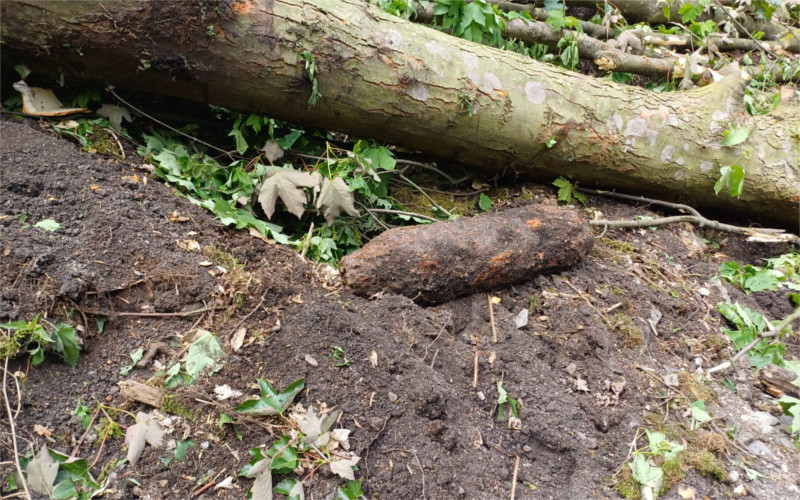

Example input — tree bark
[1,0,798,226]
[340,204,593,304]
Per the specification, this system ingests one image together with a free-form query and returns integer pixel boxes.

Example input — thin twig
[108,89,232,158]
[384,448,426,500]
[107,127,125,160]
[423,313,451,361]
[510,454,520,500]
[488,294,498,343]
[473,350,479,388]
[580,188,798,244]
[79,305,225,318]
[397,172,453,217]
[300,222,315,259]
[70,407,101,458]
[3,359,31,500]
[708,307,800,374]
[562,279,613,328]
[363,208,438,223]
[89,424,113,469]
[230,291,268,336]
[192,478,218,497]
[356,201,390,230]
[395,159,462,184]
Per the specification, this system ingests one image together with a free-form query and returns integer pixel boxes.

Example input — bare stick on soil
[510,454,520,500]
[580,188,799,244]
[473,350,479,388]
[79,305,225,318]
[385,448,426,500]
[2,359,31,500]
[562,279,612,328]
[489,295,498,343]
[230,290,268,335]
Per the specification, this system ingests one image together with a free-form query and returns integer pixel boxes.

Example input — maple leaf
[291,405,340,447]
[257,167,319,219]
[26,446,58,496]
[316,176,360,224]
[96,103,132,132]
[329,454,360,481]
[125,411,164,466]
[260,140,284,163]
[244,457,273,500]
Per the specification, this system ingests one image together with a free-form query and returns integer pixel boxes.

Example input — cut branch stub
[340,204,593,305]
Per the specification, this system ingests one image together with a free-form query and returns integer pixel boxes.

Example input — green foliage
[689,400,712,429]
[142,119,416,265]
[545,10,582,33]
[750,0,779,21]
[274,478,304,500]
[552,176,587,205]
[478,193,493,211]
[300,50,323,106]
[744,88,780,116]
[337,479,365,500]
[457,91,476,117]
[618,429,685,498]
[21,447,101,500]
[717,302,789,370]
[777,395,800,446]
[718,253,800,294]
[543,0,564,11]
[556,33,580,70]
[185,331,225,379]
[721,126,751,147]
[378,0,420,19]
[235,378,305,416]
[73,400,93,430]
[713,165,744,197]
[0,316,81,368]
[33,219,62,232]
[158,331,225,388]
[331,346,351,367]
[496,381,519,420]
[174,438,195,462]
[433,0,522,46]
[677,0,709,24]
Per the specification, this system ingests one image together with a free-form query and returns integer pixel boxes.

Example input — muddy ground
[1,117,799,499]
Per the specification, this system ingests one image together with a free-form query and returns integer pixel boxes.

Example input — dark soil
[1,118,799,499]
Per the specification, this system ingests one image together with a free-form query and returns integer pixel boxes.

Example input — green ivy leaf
[362,146,396,171]
[185,330,226,380]
[714,165,744,197]
[274,477,304,500]
[174,438,195,462]
[629,455,663,486]
[552,177,586,205]
[33,219,63,232]
[337,478,365,500]
[235,378,305,416]
[690,400,712,426]
[267,435,299,474]
[478,193,493,211]
[721,127,750,147]
[51,322,80,368]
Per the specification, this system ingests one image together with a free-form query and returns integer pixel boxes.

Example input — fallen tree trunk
[1,0,798,225]
[340,204,593,304]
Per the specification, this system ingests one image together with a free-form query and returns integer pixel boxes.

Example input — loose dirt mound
[1,118,798,499]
